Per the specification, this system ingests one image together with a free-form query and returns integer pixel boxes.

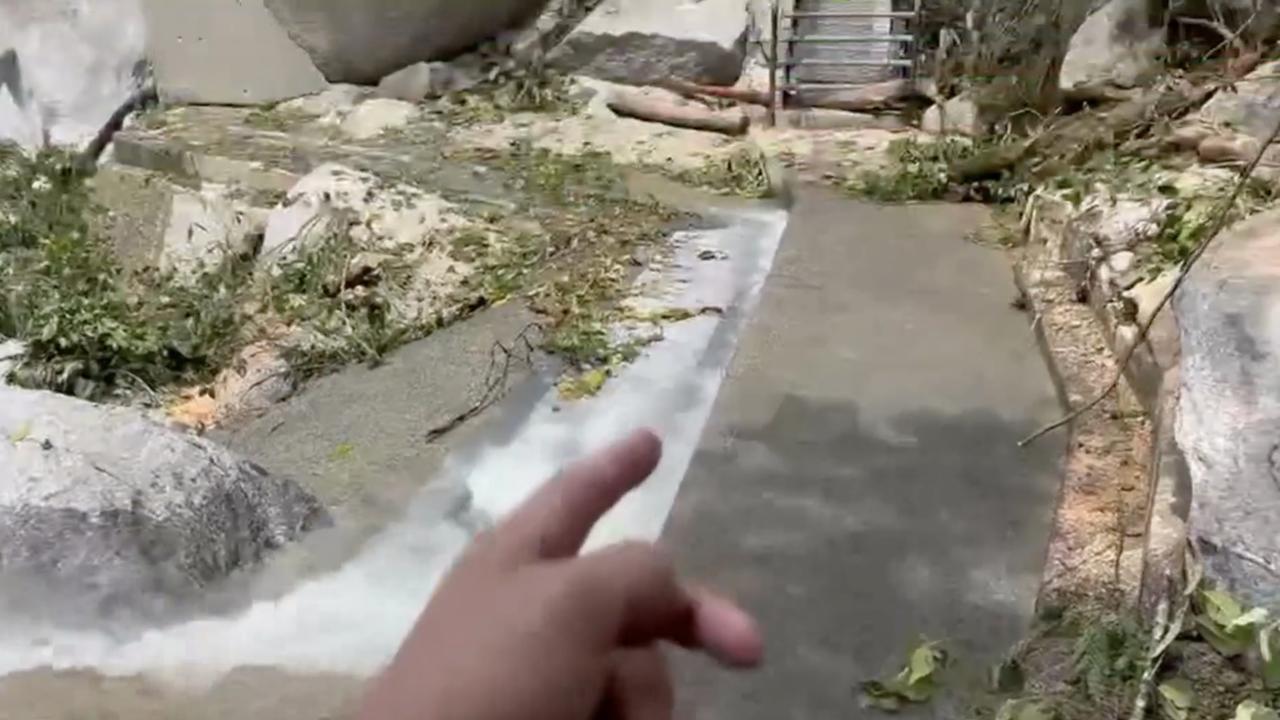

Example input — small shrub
[852,137,978,202]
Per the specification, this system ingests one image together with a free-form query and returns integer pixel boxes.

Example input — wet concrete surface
[667,189,1064,718]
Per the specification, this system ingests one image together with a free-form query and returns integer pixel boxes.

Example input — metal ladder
[780,0,921,100]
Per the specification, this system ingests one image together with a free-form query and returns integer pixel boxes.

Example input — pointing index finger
[494,429,663,562]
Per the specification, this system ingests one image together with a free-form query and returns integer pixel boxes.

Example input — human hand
[359,429,763,720]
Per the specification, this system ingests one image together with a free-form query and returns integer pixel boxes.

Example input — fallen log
[607,87,750,136]
[660,79,771,107]
[662,77,930,114]
[800,79,933,113]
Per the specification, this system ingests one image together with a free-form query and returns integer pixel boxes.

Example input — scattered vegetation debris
[1150,178,1279,274]
[672,147,774,199]
[859,640,948,712]
[1194,587,1270,658]
[853,137,985,203]
[243,105,307,133]
[1,123,683,410]
[557,367,609,401]
[442,62,580,126]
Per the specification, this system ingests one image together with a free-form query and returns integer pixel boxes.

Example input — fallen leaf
[1196,588,1267,657]
[1235,700,1280,720]
[858,641,947,712]
[1157,678,1194,720]
[996,698,1052,720]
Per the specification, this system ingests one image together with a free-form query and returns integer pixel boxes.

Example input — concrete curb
[1021,193,1192,615]
[1071,238,1190,616]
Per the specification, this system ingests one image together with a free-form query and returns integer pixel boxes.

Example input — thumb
[569,542,763,669]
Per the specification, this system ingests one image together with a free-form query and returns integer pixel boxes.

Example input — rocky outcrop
[262,163,466,265]
[263,0,549,84]
[143,0,326,106]
[548,0,750,86]
[1060,0,1165,94]
[1176,207,1280,610]
[262,164,475,327]
[0,386,327,624]
[338,98,418,140]
[160,184,267,280]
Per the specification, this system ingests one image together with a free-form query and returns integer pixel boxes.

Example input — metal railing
[777,1,921,96]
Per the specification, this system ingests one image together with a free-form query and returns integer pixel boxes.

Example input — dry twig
[1019,112,1280,447]
[424,323,540,443]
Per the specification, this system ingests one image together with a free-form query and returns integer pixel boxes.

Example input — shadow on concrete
[670,393,1062,720]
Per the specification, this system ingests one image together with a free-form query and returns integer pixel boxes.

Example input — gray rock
[1060,0,1164,92]
[143,0,327,105]
[548,0,750,86]
[264,0,548,84]
[1198,61,1280,144]
[1108,249,1136,275]
[160,184,267,280]
[921,94,986,137]
[339,98,418,140]
[0,386,328,625]
[376,61,482,103]
[1176,207,1280,609]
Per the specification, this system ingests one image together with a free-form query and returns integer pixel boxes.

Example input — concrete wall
[0,0,146,149]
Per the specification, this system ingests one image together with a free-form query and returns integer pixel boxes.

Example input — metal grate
[781,0,920,99]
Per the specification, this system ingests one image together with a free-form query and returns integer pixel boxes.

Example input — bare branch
[1020,112,1280,447]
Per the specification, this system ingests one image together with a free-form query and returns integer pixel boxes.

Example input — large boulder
[143,0,327,106]
[1176,207,1280,609]
[0,0,146,148]
[1060,0,1165,93]
[0,387,328,625]
[547,0,750,86]
[263,0,549,84]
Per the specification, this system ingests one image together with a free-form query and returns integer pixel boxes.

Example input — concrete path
[666,188,1065,718]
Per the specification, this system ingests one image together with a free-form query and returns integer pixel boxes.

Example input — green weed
[674,148,774,199]
[852,137,981,202]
